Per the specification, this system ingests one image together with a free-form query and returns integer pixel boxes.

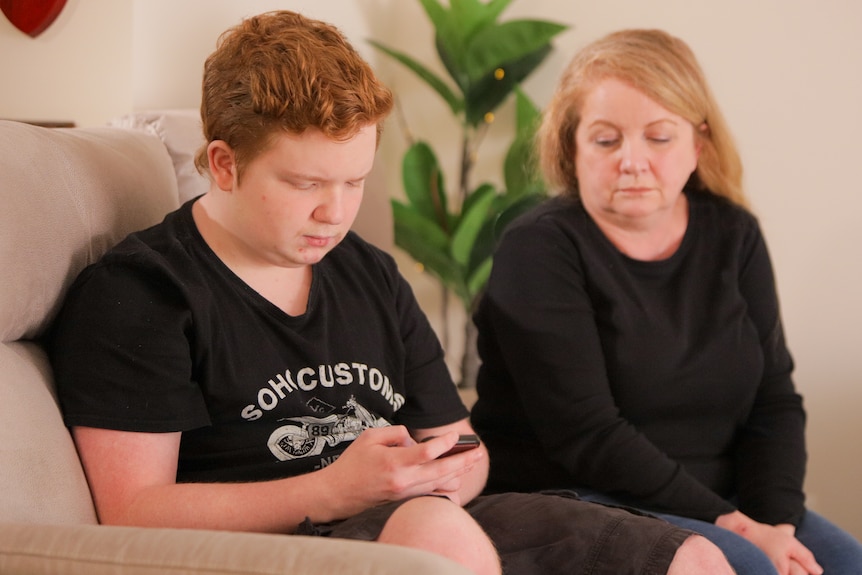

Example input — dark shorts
[297,490,694,575]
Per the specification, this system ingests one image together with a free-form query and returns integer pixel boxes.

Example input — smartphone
[422,434,481,458]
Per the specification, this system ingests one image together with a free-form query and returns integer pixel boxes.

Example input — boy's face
[224,124,377,269]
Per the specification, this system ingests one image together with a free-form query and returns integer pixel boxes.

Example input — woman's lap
[577,491,862,575]
[794,509,862,574]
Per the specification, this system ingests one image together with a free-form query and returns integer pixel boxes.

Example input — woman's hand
[715,511,823,575]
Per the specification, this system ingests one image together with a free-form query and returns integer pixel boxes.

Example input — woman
[471,28,862,575]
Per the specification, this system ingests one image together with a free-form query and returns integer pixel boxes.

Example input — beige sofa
[0,119,471,574]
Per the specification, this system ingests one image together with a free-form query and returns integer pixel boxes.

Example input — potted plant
[369,0,567,386]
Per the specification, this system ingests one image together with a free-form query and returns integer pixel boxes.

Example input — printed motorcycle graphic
[267,396,388,461]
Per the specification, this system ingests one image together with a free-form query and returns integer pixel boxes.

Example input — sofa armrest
[0,522,472,575]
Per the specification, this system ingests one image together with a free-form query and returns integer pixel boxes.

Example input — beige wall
[1,0,860,538]
[0,0,133,126]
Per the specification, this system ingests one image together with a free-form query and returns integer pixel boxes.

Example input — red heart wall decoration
[1,0,67,38]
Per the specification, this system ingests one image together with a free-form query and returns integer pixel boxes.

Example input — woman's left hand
[716,511,823,575]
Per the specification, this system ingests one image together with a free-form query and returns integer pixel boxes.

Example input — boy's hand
[322,426,482,517]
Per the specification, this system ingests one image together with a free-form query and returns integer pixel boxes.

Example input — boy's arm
[73,422,485,533]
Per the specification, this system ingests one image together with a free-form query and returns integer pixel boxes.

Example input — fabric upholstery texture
[0,523,465,575]
[0,120,469,575]
[0,121,179,526]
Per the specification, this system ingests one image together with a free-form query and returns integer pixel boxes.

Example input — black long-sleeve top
[471,190,807,526]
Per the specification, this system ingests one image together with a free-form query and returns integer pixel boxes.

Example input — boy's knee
[668,534,734,575]
[378,497,501,575]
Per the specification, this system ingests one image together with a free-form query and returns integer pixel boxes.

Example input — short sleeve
[51,257,210,432]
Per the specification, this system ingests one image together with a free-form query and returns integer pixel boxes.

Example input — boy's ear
[208,140,237,191]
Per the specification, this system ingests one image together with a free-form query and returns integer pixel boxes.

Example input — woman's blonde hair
[537,29,746,207]
[194,10,393,183]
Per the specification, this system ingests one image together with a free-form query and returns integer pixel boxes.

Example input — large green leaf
[391,200,460,288]
[468,214,499,274]
[467,190,539,269]
[436,36,470,97]
[464,44,552,126]
[449,0,512,41]
[432,0,531,93]
[460,182,496,219]
[401,142,449,229]
[463,20,567,83]
[514,85,542,136]
[420,0,466,74]
[492,192,546,239]
[504,89,544,196]
[466,256,494,304]
[417,0,451,40]
[460,183,501,273]
[368,40,464,116]
[451,184,496,267]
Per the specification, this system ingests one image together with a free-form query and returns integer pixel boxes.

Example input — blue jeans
[577,491,862,574]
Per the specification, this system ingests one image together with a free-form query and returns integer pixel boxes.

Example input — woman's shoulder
[689,188,752,217]
[687,189,766,260]
[492,195,598,270]
[689,189,760,230]
[506,194,588,237]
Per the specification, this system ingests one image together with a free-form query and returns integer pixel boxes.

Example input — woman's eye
[647,136,672,144]
[595,138,619,148]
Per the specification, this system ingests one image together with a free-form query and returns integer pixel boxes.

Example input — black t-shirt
[51,199,467,483]
[471,190,806,526]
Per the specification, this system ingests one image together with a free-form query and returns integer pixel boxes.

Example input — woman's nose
[619,140,648,174]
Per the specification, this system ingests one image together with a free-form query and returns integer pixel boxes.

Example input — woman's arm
[733,220,807,526]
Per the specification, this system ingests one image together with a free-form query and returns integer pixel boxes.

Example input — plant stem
[458,131,472,207]
[441,284,450,353]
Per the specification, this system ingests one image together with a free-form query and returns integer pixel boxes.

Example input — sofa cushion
[0,121,180,524]
[0,342,97,524]
[0,522,473,575]
[0,121,179,342]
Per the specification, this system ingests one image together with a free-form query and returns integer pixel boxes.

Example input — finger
[787,557,816,575]
[412,431,461,462]
[434,476,462,494]
[791,555,823,575]
[788,542,822,575]
[399,448,479,497]
[418,450,482,492]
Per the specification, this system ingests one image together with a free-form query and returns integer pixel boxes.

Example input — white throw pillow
[109,110,210,202]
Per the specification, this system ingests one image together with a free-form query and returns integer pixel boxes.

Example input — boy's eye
[290,181,316,190]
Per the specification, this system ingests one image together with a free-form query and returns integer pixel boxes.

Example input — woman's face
[574,77,700,228]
